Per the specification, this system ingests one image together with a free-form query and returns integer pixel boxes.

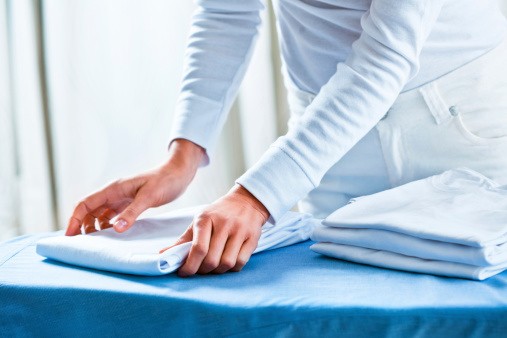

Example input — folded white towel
[323,168,507,247]
[311,168,507,280]
[311,242,507,280]
[311,226,507,267]
[37,205,319,276]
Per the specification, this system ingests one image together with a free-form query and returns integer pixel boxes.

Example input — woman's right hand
[65,139,206,236]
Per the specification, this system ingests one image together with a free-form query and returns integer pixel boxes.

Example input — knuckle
[195,212,212,224]
[236,257,248,267]
[219,259,235,271]
[98,219,112,229]
[69,215,82,225]
[84,226,96,234]
[191,243,208,257]
[230,266,243,272]
[75,200,88,211]
[202,258,219,271]
[178,267,193,277]
[97,215,108,223]
[173,237,185,245]
[122,207,138,219]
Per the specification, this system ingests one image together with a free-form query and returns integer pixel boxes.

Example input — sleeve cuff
[236,146,316,222]
[167,97,224,167]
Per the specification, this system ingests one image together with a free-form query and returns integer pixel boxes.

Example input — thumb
[114,196,151,233]
[159,224,193,254]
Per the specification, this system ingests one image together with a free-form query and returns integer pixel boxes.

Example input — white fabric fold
[37,205,319,276]
[311,168,507,280]
[322,167,507,247]
[310,242,507,281]
[311,226,507,267]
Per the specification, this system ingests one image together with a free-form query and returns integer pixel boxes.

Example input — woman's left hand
[159,184,270,276]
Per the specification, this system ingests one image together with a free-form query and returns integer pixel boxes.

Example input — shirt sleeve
[236,0,445,221]
[168,0,264,166]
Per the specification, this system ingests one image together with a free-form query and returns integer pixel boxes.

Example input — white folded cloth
[322,167,507,247]
[310,242,507,281]
[37,205,319,276]
[311,226,507,267]
[310,167,507,280]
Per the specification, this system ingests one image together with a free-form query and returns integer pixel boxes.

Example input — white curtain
[1,0,55,241]
[0,0,284,241]
[0,0,16,240]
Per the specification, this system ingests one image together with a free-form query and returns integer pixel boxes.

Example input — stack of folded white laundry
[37,205,320,276]
[311,167,507,280]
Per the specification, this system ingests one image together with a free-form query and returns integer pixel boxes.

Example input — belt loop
[418,81,452,125]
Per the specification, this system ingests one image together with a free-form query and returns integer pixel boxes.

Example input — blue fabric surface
[1,231,507,337]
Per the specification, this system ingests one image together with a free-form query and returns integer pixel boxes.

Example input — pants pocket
[376,79,507,188]
[452,85,507,144]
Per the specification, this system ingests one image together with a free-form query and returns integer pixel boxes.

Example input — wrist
[163,138,206,179]
[231,184,270,223]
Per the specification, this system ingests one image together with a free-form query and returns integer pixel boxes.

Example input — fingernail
[114,219,128,231]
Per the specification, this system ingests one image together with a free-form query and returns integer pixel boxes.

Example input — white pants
[288,38,507,219]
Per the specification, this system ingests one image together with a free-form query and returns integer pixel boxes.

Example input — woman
[65,0,507,277]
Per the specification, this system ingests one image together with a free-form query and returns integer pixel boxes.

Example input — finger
[178,217,212,277]
[114,194,152,233]
[89,205,107,218]
[66,185,123,236]
[99,200,131,230]
[159,224,193,254]
[76,205,108,234]
[230,237,258,272]
[83,214,97,234]
[197,227,229,275]
[97,208,119,230]
[212,233,244,274]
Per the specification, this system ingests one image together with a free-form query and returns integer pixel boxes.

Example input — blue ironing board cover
[1,231,506,337]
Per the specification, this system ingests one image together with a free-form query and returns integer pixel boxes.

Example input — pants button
[449,105,459,116]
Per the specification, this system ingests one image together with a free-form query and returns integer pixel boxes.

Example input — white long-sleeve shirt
[169,0,507,221]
